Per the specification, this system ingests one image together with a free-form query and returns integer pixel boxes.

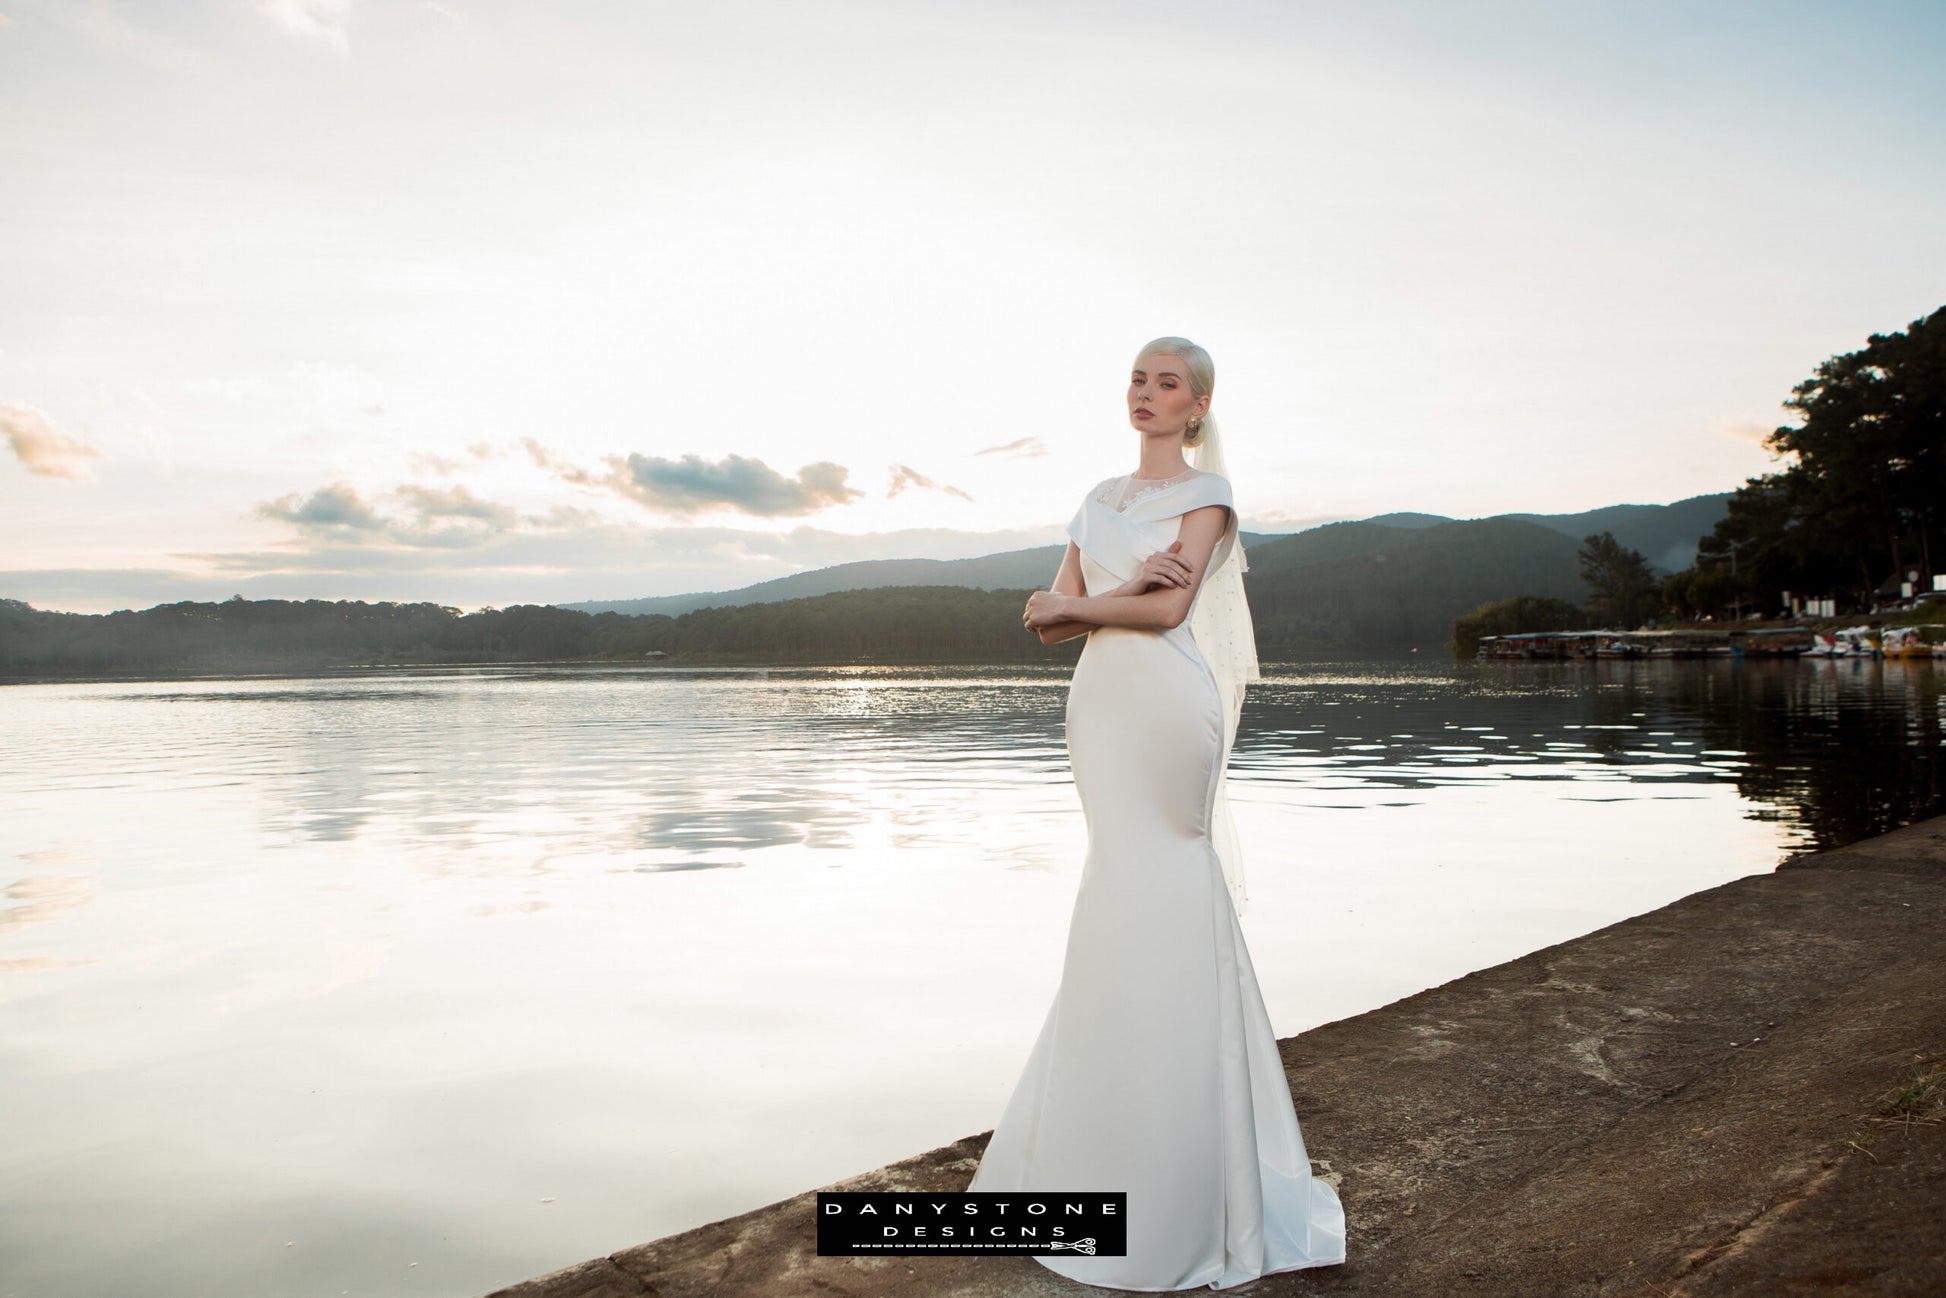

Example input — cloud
[604,452,864,517]
[974,436,1049,458]
[414,441,506,475]
[258,482,386,533]
[523,436,591,482]
[410,435,521,476]
[257,0,352,53]
[257,481,518,548]
[523,441,868,518]
[395,484,518,530]
[888,464,973,502]
[1,404,106,481]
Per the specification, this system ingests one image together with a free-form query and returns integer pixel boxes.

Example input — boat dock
[1477,628,1797,659]
[1477,624,1946,660]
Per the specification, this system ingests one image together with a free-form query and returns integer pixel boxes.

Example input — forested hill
[561,496,1727,616]
[1243,517,1591,649]
[0,493,1731,675]
[560,532,1284,616]
[1330,495,1730,570]
[4,507,1678,675]
[560,547,1066,617]
[0,589,1078,676]
[1501,493,1732,574]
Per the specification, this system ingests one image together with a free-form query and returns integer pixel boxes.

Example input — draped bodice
[1065,469,1240,601]
[1064,467,1257,920]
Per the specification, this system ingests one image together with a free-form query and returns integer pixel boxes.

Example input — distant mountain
[1497,493,1730,574]
[2,494,1735,673]
[558,494,1731,621]
[1246,517,1590,649]
[0,491,1738,671]
[561,549,1063,617]
[1246,520,1423,573]
[563,532,1289,616]
[1357,511,1455,531]
[1332,495,1730,574]
[1236,497,1736,649]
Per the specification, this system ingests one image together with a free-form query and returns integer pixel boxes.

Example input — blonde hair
[1133,336,1215,447]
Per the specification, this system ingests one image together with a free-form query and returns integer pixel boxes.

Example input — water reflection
[147,669,1066,868]
[1235,658,1945,847]
[2,656,1943,1298]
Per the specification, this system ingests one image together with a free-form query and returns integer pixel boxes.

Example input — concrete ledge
[1777,813,1946,875]
[482,813,1946,1297]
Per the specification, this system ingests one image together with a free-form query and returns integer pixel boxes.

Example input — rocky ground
[481,814,1946,1298]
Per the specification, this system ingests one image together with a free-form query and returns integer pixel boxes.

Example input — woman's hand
[1130,540,1192,592]
[1023,589,1074,631]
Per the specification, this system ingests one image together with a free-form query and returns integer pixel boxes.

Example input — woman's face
[1128,353,1209,438]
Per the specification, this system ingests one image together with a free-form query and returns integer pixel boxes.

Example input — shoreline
[479,812,1946,1297]
[8,643,1927,688]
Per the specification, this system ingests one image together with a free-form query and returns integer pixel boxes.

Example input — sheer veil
[1188,412,1263,917]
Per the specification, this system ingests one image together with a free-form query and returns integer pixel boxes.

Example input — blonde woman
[967,337,1346,1290]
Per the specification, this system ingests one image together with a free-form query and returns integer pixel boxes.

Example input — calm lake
[3,656,1942,1298]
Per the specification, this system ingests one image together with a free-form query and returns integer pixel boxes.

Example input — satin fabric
[967,472,1346,1290]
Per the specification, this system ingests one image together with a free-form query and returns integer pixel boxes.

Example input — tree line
[1669,305,1944,619]
[0,588,1082,676]
[1451,305,1945,653]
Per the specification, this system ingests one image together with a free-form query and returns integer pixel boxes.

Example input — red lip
[1135,408,1153,416]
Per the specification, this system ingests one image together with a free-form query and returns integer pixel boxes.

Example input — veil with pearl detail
[1187,413,1263,917]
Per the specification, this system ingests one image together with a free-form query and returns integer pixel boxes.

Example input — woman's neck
[1132,441,1192,481]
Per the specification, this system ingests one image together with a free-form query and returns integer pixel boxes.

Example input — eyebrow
[1130,368,1185,380]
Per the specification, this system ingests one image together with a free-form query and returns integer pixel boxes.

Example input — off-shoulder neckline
[1097,467,1223,488]
[1091,469,1231,517]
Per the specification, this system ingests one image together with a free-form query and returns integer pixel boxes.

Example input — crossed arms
[1022,504,1230,642]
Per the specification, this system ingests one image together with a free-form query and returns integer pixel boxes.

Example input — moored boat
[1882,625,1946,658]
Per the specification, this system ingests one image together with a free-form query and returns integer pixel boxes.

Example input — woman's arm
[1033,542,1098,645]
[1031,541,1178,645]
[1026,506,1229,633]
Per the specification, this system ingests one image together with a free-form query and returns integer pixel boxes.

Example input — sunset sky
[3,0,1943,612]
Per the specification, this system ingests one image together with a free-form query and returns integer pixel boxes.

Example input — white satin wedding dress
[967,468,1346,1291]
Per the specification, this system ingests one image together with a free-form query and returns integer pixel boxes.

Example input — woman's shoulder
[1178,469,1234,508]
[1154,473,1234,530]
